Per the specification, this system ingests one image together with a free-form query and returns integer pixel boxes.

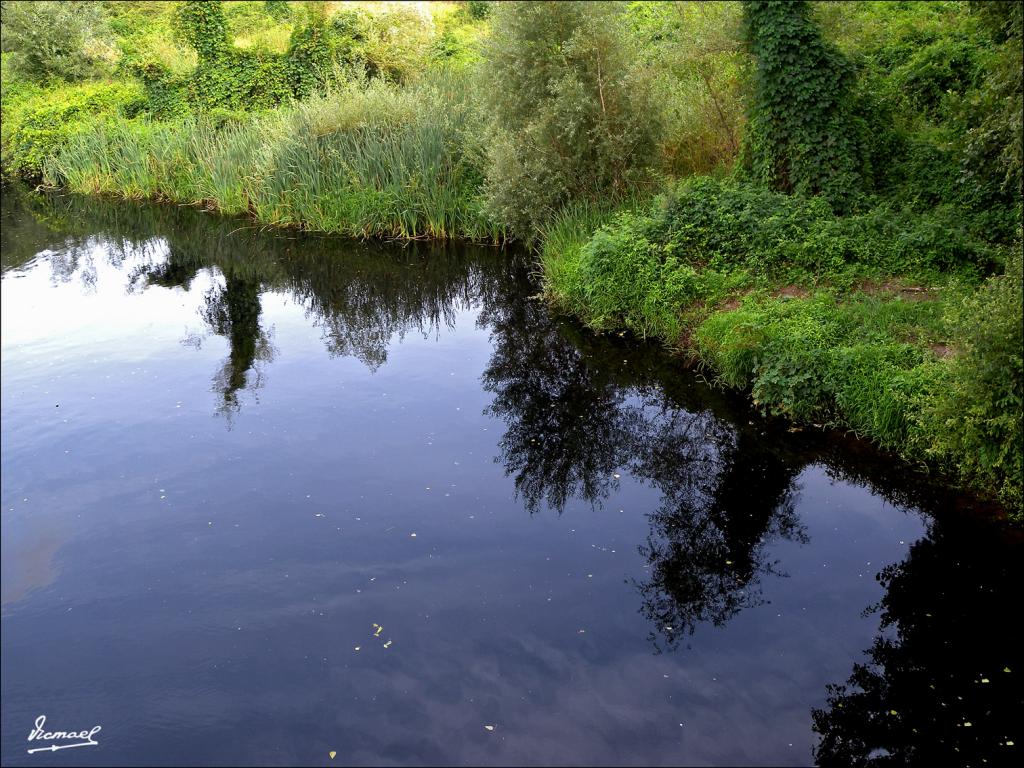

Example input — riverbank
[540,181,1023,516]
[7,175,1020,518]
[10,73,501,243]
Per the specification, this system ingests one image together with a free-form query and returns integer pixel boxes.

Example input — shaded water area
[1,188,1020,767]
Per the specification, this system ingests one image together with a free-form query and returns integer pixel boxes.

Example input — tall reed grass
[46,71,503,241]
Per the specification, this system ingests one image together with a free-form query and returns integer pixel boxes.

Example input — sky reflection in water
[1,191,1019,767]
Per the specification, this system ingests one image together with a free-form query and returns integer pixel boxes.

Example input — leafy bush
[0,0,115,81]
[923,246,1023,508]
[128,1,371,117]
[813,0,1022,238]
[1,80,146,177]
[625,0,750,177]
[358,5,435,83]
[608,178,997,279]
[693,293,948,449]
[480,0,659,237]
[466,1,493,21]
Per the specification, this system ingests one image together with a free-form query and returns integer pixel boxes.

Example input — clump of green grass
[694,292,952,443]
[45,71,500,242]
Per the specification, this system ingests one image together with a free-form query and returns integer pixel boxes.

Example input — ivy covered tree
[172,0,229,63]
[740,0,865,211]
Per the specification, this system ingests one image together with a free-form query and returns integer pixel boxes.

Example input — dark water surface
[1,190,1020,767]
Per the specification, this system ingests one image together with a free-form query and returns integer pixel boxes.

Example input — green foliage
[625,1,749,177]
[740,0,866,211]
[1,80,146,177]
[612,178,995,280]
[46,72,500,241]
[172,0,229,61]
[466,1,493,21]
[357,5,435,83]
[923,247,1023,508]
[480,0,659,238]
[126,0,369,116]
[959,1,1023,201]
[692,293,953,465]
[542,172,1021,505]
[264,0,290,22]
[0,0,114,81]
[285,9,336,100]
[815,0,1022,239]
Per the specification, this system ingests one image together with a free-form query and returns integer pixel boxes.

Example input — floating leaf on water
[329,751,337,759]
[484,725,495,731]
[374,625,383,637]
[383,639,392,649]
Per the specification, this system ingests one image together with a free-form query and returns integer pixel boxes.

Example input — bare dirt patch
[772,285,811,300]
[856,278,937,301]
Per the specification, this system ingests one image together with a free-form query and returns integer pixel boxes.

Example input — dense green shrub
[480,0,658,237]
[466,1,493,21]
[818,0,1022,238]
[959,1,1023,201]
[740,0,866,211]
[0,0,114,81]
[128,1,369,117]
[923,247,1023,508]
[693,293,948,449]
[264,0,290,22]
[625,1,750,178]
[627,178,995,278]
[1,80,146,177]
[172,0,230,61]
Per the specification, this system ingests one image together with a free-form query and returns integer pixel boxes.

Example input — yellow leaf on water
[329,751,337,759]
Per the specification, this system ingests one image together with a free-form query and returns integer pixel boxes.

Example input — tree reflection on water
[812,514,1022,767]
[7,189,1019,766]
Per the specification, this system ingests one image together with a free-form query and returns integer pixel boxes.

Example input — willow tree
[480,1,657,238]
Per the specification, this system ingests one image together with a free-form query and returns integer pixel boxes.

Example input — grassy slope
[540,186,1021,514]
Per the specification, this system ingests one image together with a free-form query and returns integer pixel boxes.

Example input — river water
[1,189,1019,766]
